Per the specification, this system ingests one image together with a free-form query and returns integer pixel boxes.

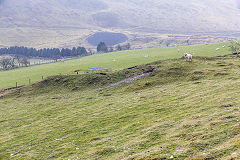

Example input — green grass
[0,42,231,89]
[0,55,240,159]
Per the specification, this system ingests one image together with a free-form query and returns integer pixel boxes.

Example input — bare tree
[229,41,240,54]
[19,57,30,67]
[14,55,22,67]
[13,55,30,67]
[0,57,16,70]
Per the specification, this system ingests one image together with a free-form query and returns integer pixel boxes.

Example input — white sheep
[216,48,220,51]
[184,53,192,61]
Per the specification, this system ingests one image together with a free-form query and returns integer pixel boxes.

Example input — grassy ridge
[0,42,230,89]
[0,55,240,159]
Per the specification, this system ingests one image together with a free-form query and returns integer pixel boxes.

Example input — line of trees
[0,43,131,59]
[0,46,88,59]
[0,42,131,70]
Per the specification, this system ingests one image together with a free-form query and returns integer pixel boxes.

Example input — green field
[1,54,240,159]
[0,42,230,89]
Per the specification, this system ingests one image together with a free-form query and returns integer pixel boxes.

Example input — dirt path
[99,66,160,90]
[109,72,152,88]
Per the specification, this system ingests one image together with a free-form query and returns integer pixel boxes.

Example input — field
[0,42,231,89]
[0,54,240,159]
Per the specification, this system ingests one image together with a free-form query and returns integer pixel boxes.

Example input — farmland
[0,42,230,89]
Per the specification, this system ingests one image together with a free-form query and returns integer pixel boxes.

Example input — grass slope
[0,55,240,159]
[0,42,230,89]
[1,0,240,36]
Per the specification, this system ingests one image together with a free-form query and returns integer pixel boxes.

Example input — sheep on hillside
[216,48,220,51]
[184,53,192,61]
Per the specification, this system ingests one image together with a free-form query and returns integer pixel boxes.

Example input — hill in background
[0,0,240,48]
[1,0,240,33]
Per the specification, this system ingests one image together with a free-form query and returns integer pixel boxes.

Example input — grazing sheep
[216,48,220,51]
[222,45,225,48]
[184,53,192,61]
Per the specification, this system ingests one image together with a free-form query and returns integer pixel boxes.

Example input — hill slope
[0,0,240,48]
[1,0,240,33]
[0,55,240,159]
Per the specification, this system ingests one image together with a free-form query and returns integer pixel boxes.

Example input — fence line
[1,68,111,94]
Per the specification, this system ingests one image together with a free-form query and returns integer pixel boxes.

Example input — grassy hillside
[0,42,230,89]
[0,54,240,159]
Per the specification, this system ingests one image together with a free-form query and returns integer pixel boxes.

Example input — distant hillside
[1,0,240,32]
[0,0,240,48]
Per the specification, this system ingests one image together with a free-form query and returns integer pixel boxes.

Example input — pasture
[0,42,230,89]
[0,55,240,159]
